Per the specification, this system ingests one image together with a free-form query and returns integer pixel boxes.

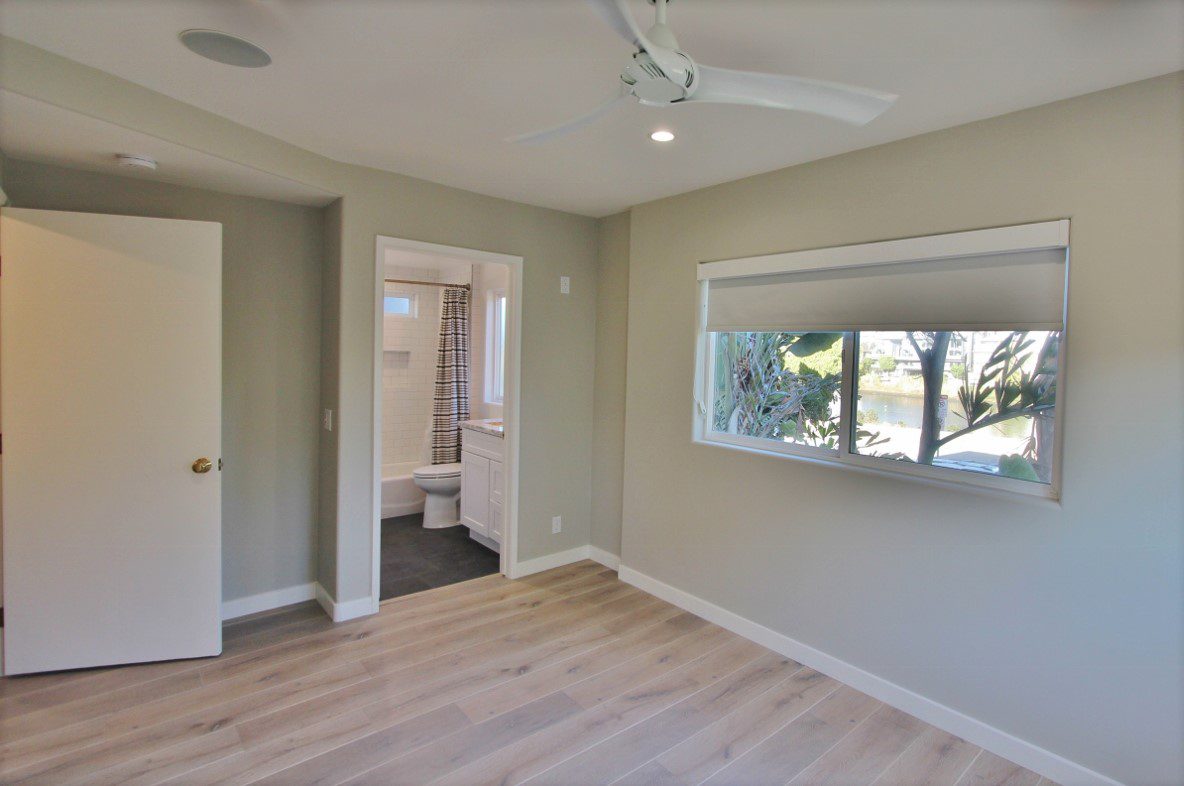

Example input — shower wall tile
[381,264,471,466]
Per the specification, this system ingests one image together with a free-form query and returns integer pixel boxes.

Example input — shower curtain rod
[384,278,470,289]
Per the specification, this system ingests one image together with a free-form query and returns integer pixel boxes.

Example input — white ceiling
[385,248,476,282]
[0,90,338,206]
[1,0,1181,217]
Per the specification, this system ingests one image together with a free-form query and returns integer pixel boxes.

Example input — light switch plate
[322,409,333,431]
[559,276,570,294]
[552,515,562,534]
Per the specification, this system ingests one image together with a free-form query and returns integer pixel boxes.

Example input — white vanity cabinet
[460,451,490,536]
[489,460,504,542]
[460,425,504,547]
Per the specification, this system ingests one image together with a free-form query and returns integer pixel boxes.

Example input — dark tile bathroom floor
[379,513,501,600]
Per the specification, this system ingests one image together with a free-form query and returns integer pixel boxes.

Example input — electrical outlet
[559,276,570,294]
[322,408,333,431]
[551,515,562,534]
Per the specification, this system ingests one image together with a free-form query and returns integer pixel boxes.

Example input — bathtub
[382,461,426,518]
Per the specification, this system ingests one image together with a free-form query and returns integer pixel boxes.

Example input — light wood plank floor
[0,562,1053,785]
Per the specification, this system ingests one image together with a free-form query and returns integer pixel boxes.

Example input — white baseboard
[513,545,621,578]
[513,546,594,577]
[617,564,1121,786]
[221,582,315,621]
[314,582,378,622]
[586,545,620,570]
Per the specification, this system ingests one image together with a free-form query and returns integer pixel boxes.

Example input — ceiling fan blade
[507,94,629,145]
[583,0,655,52]
[688,65,898,125]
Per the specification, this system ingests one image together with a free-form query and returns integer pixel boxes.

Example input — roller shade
[705,247,1067,333]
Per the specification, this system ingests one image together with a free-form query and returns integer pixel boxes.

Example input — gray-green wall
[617,73,1183,785]
[3,160,324,604]
[591,212,630,556]
[318,198,343,595]
[325,165,598,603]
[0,37,600,606]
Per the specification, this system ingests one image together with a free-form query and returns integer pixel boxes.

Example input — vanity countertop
[460,418,504,438]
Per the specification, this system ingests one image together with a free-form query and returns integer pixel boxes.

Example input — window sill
[693,435,1061,507]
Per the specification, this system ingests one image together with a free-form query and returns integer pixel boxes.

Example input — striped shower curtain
[431,286,471,464]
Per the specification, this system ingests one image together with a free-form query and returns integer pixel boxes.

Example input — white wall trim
[617,564,1122,786]
[512,544,621,577]
[698,219,1070,281]
[586,545,620,570]
[221,582,316,621]
[372,236,525,595]
[513,546,595,578]
[314,582,377,623]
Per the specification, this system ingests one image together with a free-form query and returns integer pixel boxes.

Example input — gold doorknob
[192,457,213,474]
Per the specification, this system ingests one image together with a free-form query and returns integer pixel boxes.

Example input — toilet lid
[413,462,462,479]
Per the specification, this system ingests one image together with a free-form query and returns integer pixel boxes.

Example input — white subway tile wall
[382,265,470,465]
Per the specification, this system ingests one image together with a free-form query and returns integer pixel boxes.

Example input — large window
[696,222,1069,497]
[711,332,845,449]
[851,330,1060,482]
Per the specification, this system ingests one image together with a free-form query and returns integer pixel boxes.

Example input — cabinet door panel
[490,459,504,504]
[489,500,504,543]
[461,451,490,535]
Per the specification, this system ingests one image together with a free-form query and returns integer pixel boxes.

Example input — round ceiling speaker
[179,29,271,68]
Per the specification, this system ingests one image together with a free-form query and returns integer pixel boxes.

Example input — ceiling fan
[509,0,898,144]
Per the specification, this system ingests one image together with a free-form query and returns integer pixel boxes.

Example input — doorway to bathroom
[372,236,523,604]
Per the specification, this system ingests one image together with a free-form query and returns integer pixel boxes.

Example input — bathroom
[378,242,512,600]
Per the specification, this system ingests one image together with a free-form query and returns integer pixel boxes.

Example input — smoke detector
[115,154,158,170]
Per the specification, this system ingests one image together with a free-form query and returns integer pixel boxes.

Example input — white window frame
[485,288,507,405]
[693,221,1069,502]
[383,289,417,318]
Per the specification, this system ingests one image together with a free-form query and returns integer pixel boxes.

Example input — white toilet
[411,464,461,528]
[412,429,462,528]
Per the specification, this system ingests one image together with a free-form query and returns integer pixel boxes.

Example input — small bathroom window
[384,293,416,317]
[486,290,507,404]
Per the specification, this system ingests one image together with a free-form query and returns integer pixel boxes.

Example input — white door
[1,208,222,675]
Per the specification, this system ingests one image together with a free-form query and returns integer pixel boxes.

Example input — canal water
[856,390,1030,438]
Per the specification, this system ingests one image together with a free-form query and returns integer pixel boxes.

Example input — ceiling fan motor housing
[621,50,697,106]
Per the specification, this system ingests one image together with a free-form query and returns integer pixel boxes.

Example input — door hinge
[218,458,223,471]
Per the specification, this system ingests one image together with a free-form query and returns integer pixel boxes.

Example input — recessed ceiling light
[650,130,675,143]
[179,29,271,68]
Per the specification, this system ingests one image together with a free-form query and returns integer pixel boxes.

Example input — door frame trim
[372,236,525,611]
